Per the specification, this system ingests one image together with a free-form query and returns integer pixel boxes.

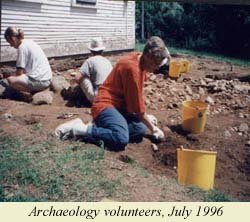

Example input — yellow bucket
[169,61,181,78]
[177,148,217,190]
[180,60,191,73]
[182,100,208,134]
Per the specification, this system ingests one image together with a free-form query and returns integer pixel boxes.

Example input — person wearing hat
[55,36,167,151]
[72,37,112,103]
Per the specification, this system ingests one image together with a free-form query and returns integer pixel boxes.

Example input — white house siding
[0,0,135,62]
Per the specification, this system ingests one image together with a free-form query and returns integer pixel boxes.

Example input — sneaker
[72,121,92,137]
[55,118,87,140]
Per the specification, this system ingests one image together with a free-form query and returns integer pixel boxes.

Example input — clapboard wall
[0,0,135,62]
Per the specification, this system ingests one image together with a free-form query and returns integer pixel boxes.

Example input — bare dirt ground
[0,52,249,201]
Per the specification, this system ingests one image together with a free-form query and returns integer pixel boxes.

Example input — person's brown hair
[143,36,167,63]
[4,27,24,41]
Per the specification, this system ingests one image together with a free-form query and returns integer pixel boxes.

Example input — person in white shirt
[2,27,52,93]
[72,37,112,103]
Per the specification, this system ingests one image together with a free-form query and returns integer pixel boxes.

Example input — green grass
[184,186,237,202]
[31,122,42,131]
[0,132,120,202]
[135,42,250,66]
[204,189,237,202]
[0,130,238,202]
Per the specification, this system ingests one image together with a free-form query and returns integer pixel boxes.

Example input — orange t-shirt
[91,51,147,119]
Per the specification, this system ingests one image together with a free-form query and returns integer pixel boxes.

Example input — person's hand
[69,73,82,85]
[74,73,84,84]
[0,73,4,79]
[152,126,164,140]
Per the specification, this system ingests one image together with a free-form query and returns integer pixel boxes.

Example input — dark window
[76,0,96,4]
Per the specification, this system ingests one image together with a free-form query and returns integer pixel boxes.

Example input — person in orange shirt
[55,36,167,151]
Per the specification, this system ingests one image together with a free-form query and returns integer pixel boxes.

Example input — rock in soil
[51,76,70,93]
[32,90,54,105]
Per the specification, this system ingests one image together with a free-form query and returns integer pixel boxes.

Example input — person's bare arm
[0,68,24,79]
[138,112,155,133]
[74,72,84,84]
[71,72,95,103]
[137,113,165,140]
[16,68,25,76]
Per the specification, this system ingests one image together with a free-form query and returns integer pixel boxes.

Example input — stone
[70,72,78,77]
[198,87,205,95]
[224,130,232,138]
[185,95,191,101]
[32,90,54,105]
[156,83,165,88]
[234,84,250,92]
[192,94,200,100]
[150,104,157,110]
[185,85,193,95]
[158,96,165,102]
[205,96,215,105]
[239,123,249,133]
[51,76,70,93]
[67,69,75,74]
[232,127,238,132]
[181,74,192,81]
[167,103,174,109]
[2,113,13,120]
[149,75,157,81]
[156,74,164,80]
[145,99,150,106]
[239,113,244,118]
[151,143,158,152]
[200,79,207,86]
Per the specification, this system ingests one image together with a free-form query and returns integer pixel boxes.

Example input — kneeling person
[2,27,52,93]
[55,36,166,151]
[73,38,112,103]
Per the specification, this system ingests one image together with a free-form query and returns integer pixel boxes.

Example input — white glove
[152,126,165,140]
[147,114,158,126]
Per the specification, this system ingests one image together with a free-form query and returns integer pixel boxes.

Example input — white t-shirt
[79,55,112,87]
[16,39,52,81]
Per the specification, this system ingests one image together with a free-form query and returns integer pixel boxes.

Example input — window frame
[71,0,97,9]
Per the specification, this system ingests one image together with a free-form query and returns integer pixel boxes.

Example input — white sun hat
[88,37,106,52]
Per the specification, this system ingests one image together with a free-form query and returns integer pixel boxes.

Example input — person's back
[92,51,146,119]
[17,39,52,81]
[80,55,112,88]
[73,37,112,103]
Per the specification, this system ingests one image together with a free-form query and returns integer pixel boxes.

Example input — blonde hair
[4,27,24,41]
[143,36,167,63]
